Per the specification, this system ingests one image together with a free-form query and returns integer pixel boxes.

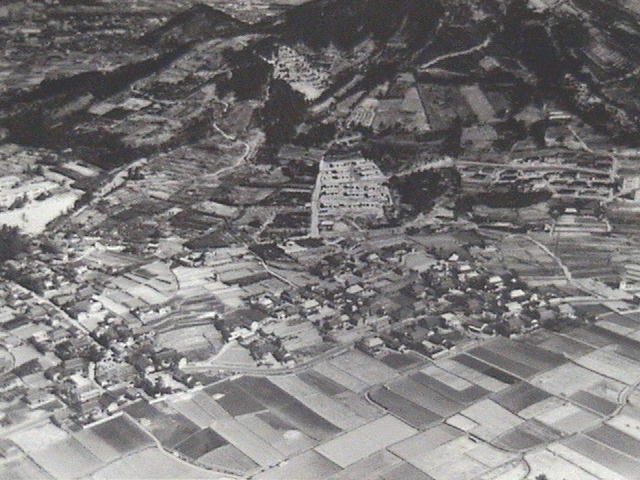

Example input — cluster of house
[270,45,330,101]
[460,149,616,201]
[316,152,392,230]
[207,234,567,366]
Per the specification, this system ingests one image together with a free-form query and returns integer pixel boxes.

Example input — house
[358,336,384,354]
[0,373,22,393]
[63,374,101,405]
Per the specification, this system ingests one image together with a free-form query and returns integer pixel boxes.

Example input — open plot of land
[315,415,416,468]
[570,327,617,348]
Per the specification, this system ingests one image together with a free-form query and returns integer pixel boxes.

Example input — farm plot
[315,415,416,468]
[467,346,538,379]
[379,351,424,371]
[531,331,595,358]
[328,450,402,480]
[197,444,258,473]
[209,417,284,468]
[124,400,200,449]
[173,428,227,459]
[0,456,51,480]
[23,436,102,479]
[204,380,267,417]
[386,377,463,417]
[270,375,367,430]
[607,404,640,440]
[312,362,370,392]
[168,397,220,428]
[562,435,640,480]
[570,390,618,416]
[91,447,222,480]
[78,414,154,459]
[494,419,561,451]
[491,382,551,414]
[389,424,464,459]
[380,462,433,480]
[297,370,348,397]
[392,432,484,479]
[534,402,601,434]
[369,387,441,428]
[575,346,640,384]
[411,368,489,404]
[328,350,398,386]
[237,411,317,457]
[232,376,343,441]
[586,424,640,459]
[487,337,566,372]
[451,354,520,385]
[530,362,609,397]
[437,358,509,393]
[525,449,602,480]
[456,399,523,441]
[253,450,341,480]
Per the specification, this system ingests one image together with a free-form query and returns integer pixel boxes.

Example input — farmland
[6,307,640,479]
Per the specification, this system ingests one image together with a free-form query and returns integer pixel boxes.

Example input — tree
[260,79,307,145]
[0,225,28,262]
